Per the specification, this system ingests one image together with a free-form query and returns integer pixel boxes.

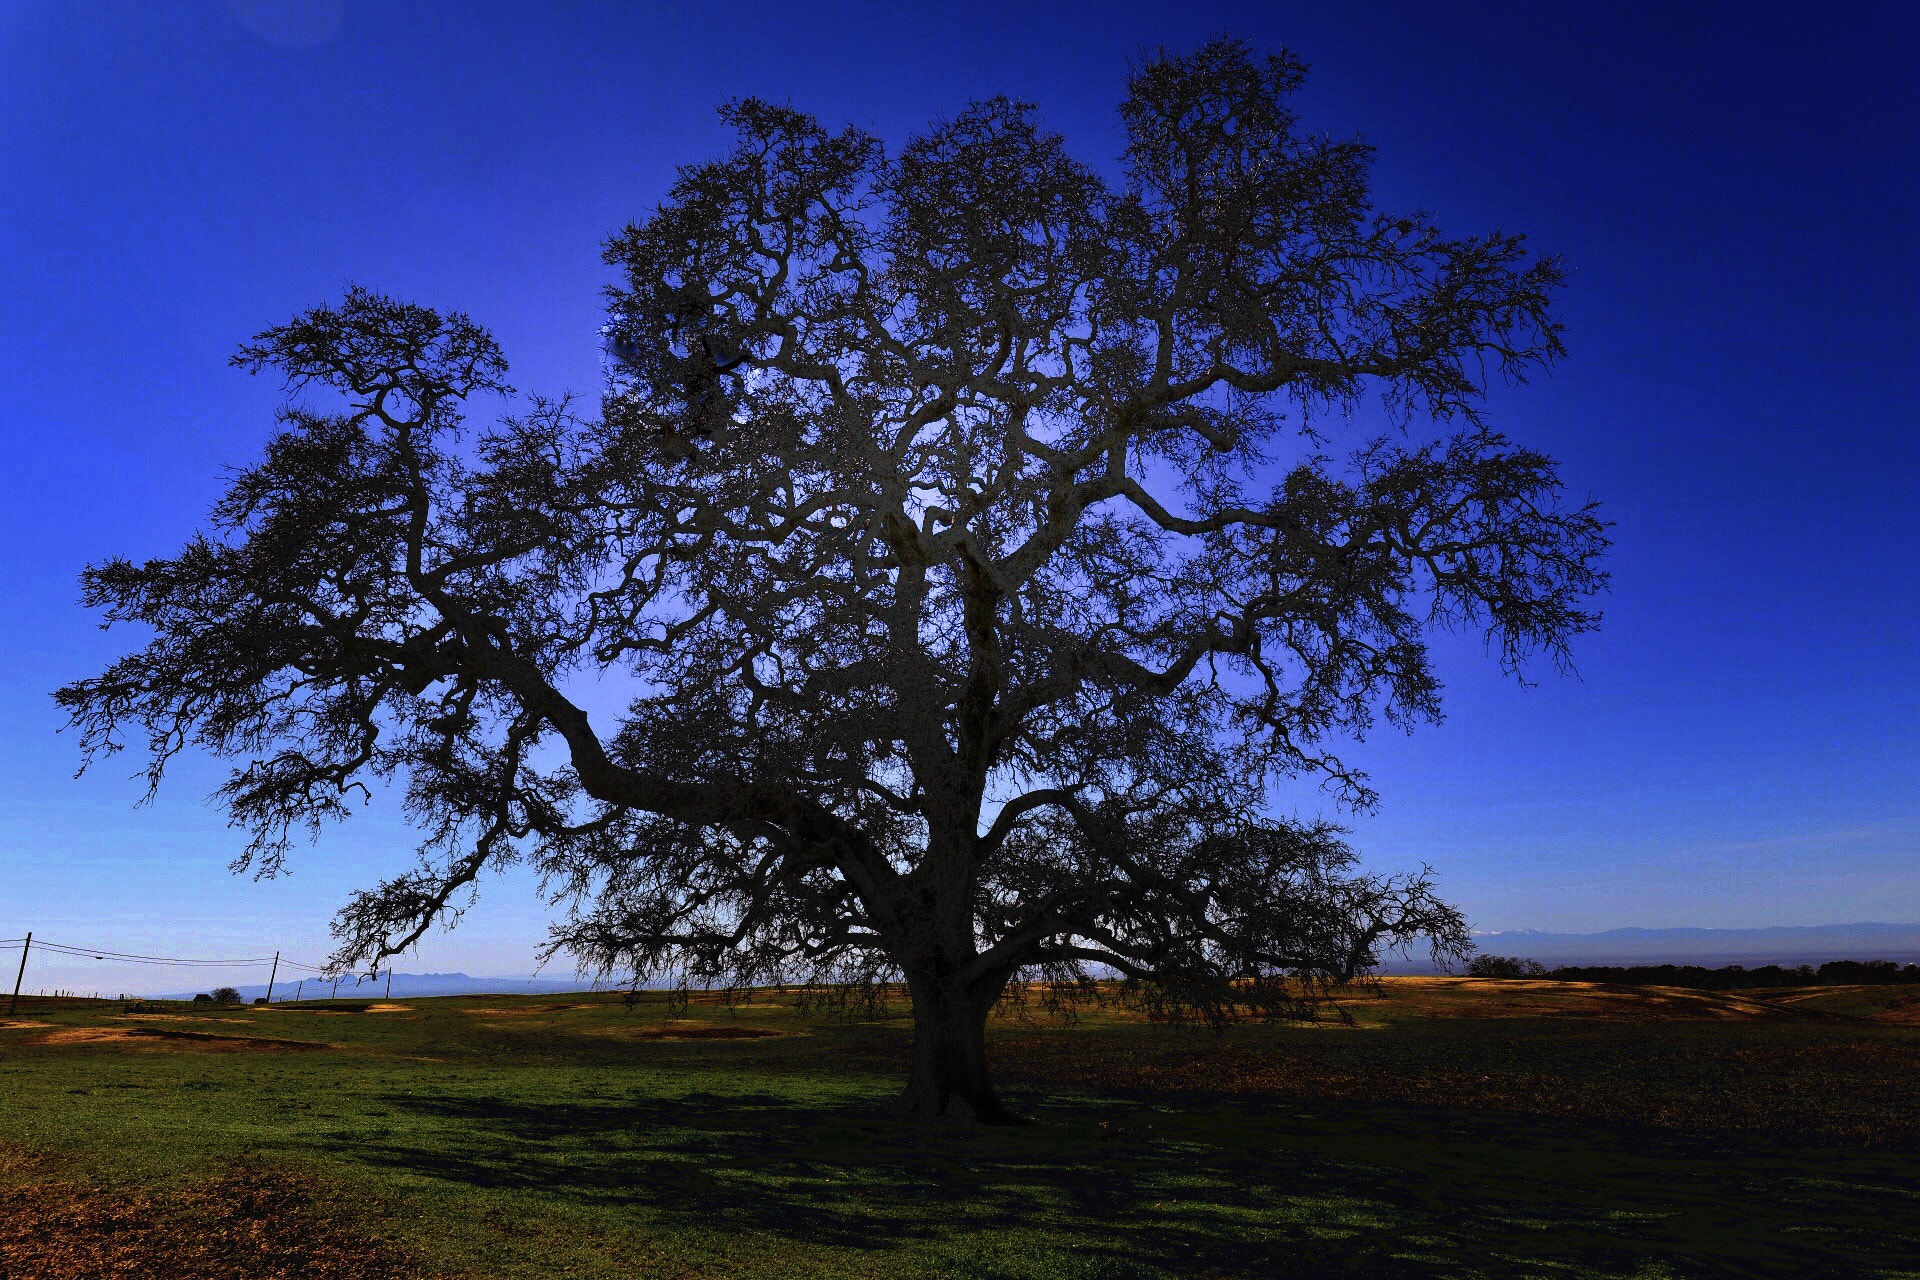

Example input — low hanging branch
[60,40,1606,1124]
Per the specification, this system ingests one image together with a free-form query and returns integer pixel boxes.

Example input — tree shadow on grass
[333,1086,1920,1279]
[355,1089,1151,1247]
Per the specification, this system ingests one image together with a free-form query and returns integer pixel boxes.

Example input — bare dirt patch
[0,1020,53,1031]
[1871,993,1920,1024]
[115,1013,253,1024]
[631,1025,789,1040]
[0,1149,433,1279]
[462,1003,584,1015]
[28,1027,329,1053]
[682,991,781,1006]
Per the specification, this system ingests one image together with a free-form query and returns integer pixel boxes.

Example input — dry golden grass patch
[1337,975,1804,1021]
[981,975,1806,1027]
[1730,983,1920,1019]
[1758,985,1850,1004]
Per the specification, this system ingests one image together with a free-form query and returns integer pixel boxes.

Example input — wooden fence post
[8,933,30,1016]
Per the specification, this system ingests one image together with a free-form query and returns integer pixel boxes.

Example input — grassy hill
[2,978,1917,1278]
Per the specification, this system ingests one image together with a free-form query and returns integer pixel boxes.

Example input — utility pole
[7,933,29,1017]
[264,952,279,1004]
[294,979,303,1002]
[385,968,392,999]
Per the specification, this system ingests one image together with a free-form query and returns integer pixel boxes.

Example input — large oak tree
[61,42,1605,1122]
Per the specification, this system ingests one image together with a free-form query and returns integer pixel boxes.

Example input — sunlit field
[4,978,1919,1279]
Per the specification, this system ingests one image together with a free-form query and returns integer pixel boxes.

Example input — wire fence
[0,933,588,1007]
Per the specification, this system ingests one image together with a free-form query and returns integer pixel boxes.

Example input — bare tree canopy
[59,41,1606,1123]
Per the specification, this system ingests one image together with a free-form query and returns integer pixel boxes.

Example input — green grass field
[3,978,1918,1278]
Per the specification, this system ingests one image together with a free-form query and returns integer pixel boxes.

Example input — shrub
[209,986,242,1004]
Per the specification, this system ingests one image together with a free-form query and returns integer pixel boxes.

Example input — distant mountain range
[160,971,604,1002]
[147,924,1920,995]
[1404,921,1920,970]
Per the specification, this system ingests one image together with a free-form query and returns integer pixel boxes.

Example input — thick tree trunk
[897,971,1025,1125]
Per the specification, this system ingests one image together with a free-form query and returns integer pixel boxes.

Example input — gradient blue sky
[2,0,1914,986]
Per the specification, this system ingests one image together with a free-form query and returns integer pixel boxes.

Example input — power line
[30,941,280,967]
[12,937,338,973]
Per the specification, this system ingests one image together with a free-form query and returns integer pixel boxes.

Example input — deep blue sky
[2,0,1914,987]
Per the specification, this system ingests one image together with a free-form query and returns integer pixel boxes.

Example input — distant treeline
[1466,955,1920,989]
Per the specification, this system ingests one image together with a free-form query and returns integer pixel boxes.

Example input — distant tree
[1544,961,1920,990]
[58,41,1605,1123]
[209,986,243,1004]
[1466,955,1547,979]
[1819,960,1907,985]
[191,993,214,1004]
